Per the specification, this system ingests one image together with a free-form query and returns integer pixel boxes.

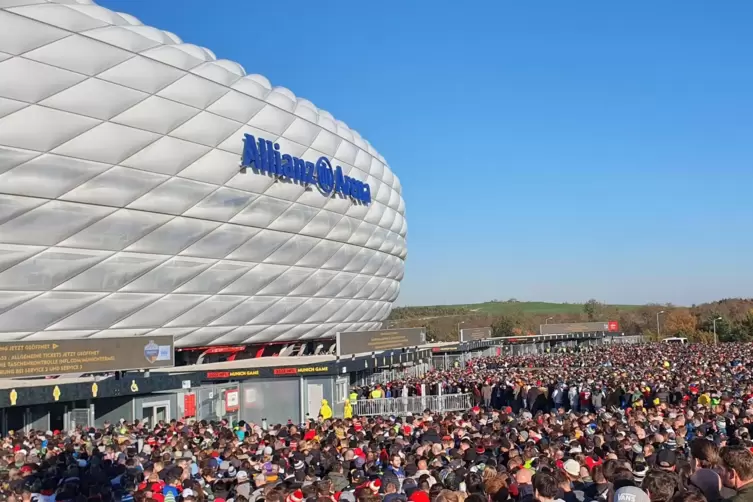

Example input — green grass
[410,301,642,316]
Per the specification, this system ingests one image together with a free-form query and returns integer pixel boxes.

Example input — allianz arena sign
[0,0,406,346]
[241,134,372,205]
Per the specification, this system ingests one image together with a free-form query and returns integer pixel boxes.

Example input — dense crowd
[3,343,753,502]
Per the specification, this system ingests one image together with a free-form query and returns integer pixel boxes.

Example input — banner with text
[0,336,174,378]
[460,327,492,342]
[336,328,426,356]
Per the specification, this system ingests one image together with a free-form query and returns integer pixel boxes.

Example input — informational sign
[225,389,240,412]
[459,327,492,342]
[205,365,331,380]
[336,328,425,356]
[184,393,196,418]
[0,336,174,378]
[540,322,619,335]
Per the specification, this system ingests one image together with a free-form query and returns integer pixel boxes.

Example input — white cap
[237,471,249,481]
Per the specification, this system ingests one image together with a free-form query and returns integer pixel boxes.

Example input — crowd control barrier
[351,393,472,417]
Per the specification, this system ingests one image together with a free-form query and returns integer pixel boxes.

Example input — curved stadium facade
[0,0,407,348]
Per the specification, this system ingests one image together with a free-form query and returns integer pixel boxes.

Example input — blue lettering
[265,140,279,175]
[281,154,295,179]
[240,135,370,204]
[293,157,306,183]
[316,157,334,196]
[342,175,353,198]
[333,166,345,196]
[241,134,259,169]
[257,138,269,173]
[305,162,316,184]
[272,143,282,176]
[351,179,363,200]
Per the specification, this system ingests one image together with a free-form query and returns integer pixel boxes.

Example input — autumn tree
[662,308,697,338]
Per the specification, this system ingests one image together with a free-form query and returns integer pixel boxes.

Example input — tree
[663,308,697,338]
[698,314,731,342]
[730,311,753,342]
[583,299,604,321]
[492,316,516,338]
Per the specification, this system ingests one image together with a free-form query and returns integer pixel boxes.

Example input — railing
[351,393,472,416]
[363,363,431,386]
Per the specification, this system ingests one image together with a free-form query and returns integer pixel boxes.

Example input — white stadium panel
[0,0,407,347]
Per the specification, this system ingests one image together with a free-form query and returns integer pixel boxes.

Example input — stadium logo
[241,134,371,205]
[143,341,160,364]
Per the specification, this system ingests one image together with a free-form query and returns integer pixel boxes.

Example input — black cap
[657,449,676,468]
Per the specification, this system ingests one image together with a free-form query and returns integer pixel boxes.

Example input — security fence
[604,335,645,344]
[361,362,431,386]
[351,393,472,417]
[432,345,501,370]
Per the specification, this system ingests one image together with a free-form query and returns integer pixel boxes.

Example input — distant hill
[387,298,753,343]
[389,301,641,320]
[457,301,641,316]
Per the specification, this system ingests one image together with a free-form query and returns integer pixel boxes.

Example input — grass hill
[456,301,641,316]
[388,300,641,320]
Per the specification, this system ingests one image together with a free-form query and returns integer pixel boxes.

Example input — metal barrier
[351,393,472,416]
[604,335,645,344]
[360,363,432,386]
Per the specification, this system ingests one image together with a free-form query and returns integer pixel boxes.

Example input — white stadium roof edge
[0,0,407,346]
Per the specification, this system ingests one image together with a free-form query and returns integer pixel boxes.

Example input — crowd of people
[4,342,753,502]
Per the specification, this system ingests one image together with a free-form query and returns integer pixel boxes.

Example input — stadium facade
[0,0,407,348]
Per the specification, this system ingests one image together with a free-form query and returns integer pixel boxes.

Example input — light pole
[545,317,554,324]
[713,316,722,345]
[656,310,665,339]
[458,321,465,342]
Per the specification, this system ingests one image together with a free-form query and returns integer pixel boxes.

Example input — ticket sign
[0,336,174,378]
[336,328,425,356]
[460,327,492,342]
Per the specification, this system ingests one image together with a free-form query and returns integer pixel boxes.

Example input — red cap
[286,489,304,502]
[369,479,381,493]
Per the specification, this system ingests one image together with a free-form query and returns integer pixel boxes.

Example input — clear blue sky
[100,0,753,307]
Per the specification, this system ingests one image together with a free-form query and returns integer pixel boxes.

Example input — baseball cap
[564,459,580,477]
[614,486,650,502]
[656,449,676,469]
